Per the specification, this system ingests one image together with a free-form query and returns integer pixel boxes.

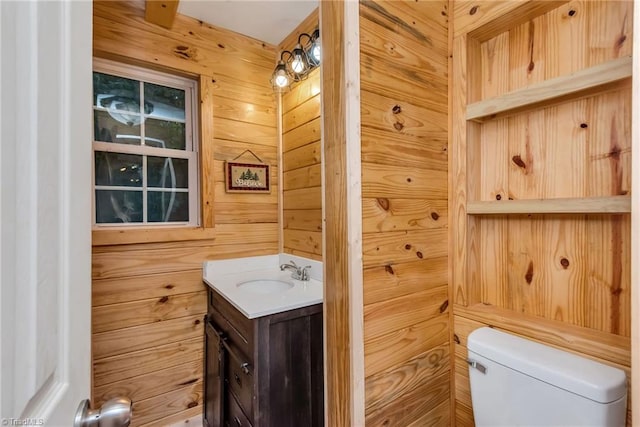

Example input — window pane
[93,72,152,130]
[147,156,189,189]
[147,191,189,222]
[95,190,143,223]
[93,72,139,107]
[92,63,198,227]
[94,110,141,144]
[144,83,185,121]
[145,119,186,150]
[95,152,143,187]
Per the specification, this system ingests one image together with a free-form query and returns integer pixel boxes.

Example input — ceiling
[177,0,318,46]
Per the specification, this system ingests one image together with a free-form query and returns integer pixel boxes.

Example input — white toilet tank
[467,327,627,427]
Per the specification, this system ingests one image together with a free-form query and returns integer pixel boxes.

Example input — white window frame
[92,58,199,228]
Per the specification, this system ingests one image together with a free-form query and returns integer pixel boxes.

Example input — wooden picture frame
[225,161,270,193]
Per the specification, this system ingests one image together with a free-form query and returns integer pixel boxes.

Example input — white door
[0,1,93,425]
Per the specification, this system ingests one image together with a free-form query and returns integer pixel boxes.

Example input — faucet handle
[301,265,312,280]
[289,260,298,267]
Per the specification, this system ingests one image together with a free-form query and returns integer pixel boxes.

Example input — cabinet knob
[240,362,250,375]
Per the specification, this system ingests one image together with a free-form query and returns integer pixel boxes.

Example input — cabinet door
[204,320,226,427]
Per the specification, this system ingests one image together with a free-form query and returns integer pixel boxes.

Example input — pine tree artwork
[226,162,270,193]
[239,168,260,180]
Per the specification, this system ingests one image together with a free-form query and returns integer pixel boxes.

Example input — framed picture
[225,161,270,193]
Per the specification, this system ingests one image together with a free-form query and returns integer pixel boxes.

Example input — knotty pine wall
[92,2,278,426]
[282,69,322,261]
[450,1,633,425]
[359,1,450,424]
[279,10,322,261]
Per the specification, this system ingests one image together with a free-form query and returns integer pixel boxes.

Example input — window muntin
[92,59,198,227]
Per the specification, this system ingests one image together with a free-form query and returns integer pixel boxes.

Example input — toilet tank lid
[467,327,626,403]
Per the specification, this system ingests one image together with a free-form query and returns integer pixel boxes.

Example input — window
[92,59,199,227]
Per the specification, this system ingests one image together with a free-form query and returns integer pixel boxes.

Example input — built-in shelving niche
[451,1,633,424]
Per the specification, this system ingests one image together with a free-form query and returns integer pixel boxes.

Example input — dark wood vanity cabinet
[203,287,323,427]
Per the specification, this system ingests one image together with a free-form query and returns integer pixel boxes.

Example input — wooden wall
[280,11,323,261]
[450,1,633,425]
[282,69,322,260]
[92,2,278,425]
[359,1,450,425]
[320,1,367,424]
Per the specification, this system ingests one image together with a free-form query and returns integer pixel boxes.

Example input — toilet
[467,327,627,427]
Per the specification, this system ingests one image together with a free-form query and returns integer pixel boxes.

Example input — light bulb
[272,61,290,89]
[275,73,289,88]
[291,54,305,73]
[311,44,321,62]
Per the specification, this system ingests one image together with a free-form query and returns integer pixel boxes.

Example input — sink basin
[237,279,294,294]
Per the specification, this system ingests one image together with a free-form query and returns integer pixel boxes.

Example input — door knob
[74,397,132,427]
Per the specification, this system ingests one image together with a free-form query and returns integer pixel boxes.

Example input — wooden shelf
[466,56,632,121]
[467,196,631,215]
[455,303,630,367]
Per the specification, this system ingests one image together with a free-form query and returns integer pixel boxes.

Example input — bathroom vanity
[202,255,324,427]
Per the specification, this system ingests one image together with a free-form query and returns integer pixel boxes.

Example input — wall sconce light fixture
[271,28,320,91]
[307,29,321,66]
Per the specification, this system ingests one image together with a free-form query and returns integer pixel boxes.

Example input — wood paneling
[364,287,449,341]
[92,291,207,333]
[94,2,274,84]
[365,314,449,377]
[363,257,448,306]
[282,229,322,259]
[94,359,202,406]
[365,343,450,414]
[213,118,276,146]
[131,381,203,426]
[93,315,204,360]
[283,141,321,171]
[283,164,321,190]
[283,117,321,151]
[456,303,630,367]
[282,65,322,260]
[282,71,321,114]
[362,228,448,268]
[362,198,448,233]
[277,8,319,52]
[92,270,204,306]
[321,1,366,424]
[408,397,451,427]
[452,1,567,41]
[361,89,448,139]
[359,0,449,424]
[92,225,278,279]
[361,163,447,199]
[283,94,322,131]
[200,75,216,228]
[450,1,633,424]
[455,401,475,427]
[93,338,203,387]
[139,407,202,427]
[282,208,322,231]
[365,371,450,427]
[93,3,278,425]
[632,1,640,422]
[144,0,179,29]
[282,187,322,210]
[360,128,448,172]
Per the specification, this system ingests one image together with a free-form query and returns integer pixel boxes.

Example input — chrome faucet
[279,260,311,281]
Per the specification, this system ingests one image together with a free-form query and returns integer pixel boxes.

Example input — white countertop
[202,254,323,319]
